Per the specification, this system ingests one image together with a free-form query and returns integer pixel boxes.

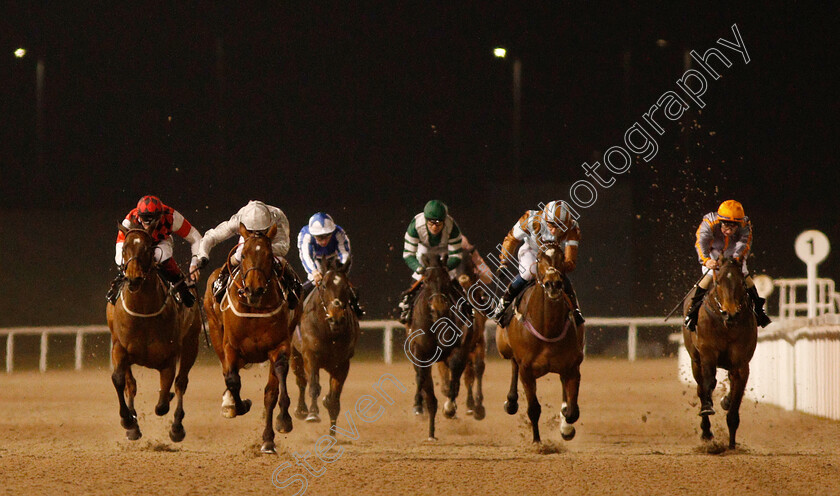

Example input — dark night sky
[1,3,838,324]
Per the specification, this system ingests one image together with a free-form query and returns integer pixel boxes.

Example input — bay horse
[496,243,584,443]
[682,256,757,449]
[405,254,473,440]
[105,224,201,442]
[291,256,360,431]
[203,223,300,454]
[436,247,490,420]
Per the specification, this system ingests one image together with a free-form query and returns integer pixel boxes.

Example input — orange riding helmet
[717,200,745,223]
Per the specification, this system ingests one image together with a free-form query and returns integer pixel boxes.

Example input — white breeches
[412,244,458,281]
[517,243,538,281]
[114,237,173,266]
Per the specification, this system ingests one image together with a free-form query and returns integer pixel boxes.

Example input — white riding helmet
[543,200,574,228]
[308,212,336,236]
[239,200,273,231]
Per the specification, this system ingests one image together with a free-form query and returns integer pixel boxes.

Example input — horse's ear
[239,222,249,239]
[118,223,129,235]
[266,223,277,239]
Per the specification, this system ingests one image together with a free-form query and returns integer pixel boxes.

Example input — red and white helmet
[239,200,273,231]
[543,200,574,228]
[136,195,164,222]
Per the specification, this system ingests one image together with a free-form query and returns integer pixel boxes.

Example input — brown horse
[203,223,300,454]
[496,243,584,443]
[106,224,201,442]
[682,257,757,449]
[291,257,360,431]
[436,248,490,420]
[405,254,473,440]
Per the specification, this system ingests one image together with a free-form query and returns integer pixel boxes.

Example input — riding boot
[398,283,422,324]
[159,259,195,308]
[684,286,708,332]
[277,263,301,310]
[562,275,585,326]
[747,286,772,328]
[106,271,125,304]
[349,285,365,318]
[492,275,528,327]
[451,282,473,321]
[213,265,230,303]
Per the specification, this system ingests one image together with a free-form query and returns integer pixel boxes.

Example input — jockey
[107,195,202,307]
[196,200,302,309]
[297,212,364,317]
[491,200,585,328]
[398,200,470,324]
[684,200,771,331]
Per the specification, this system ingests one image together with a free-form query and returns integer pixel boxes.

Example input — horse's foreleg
[111,343,141,440]
[419,366,438,440]
[124,367,137,420]
[170,328,199,443]
[155,358,177,417]
[473,343,486,420]
[698,356,718,417]
[519,365,541,443]
[305,354,322,423]
[726,365,749,449]
[261,361,281,453]
[325,361,350,432]
[463,357,475,413]
[221,342,251,418]
[444,344,468,419]
[291,347,308,420]
[413,365,425,416]
[273,352,294,434]
[504,358,519,415]
[437,361,451,397]
[559,366,581,441]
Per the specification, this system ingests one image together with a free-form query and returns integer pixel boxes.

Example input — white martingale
[119,290,169,318]
[220,290,285,318]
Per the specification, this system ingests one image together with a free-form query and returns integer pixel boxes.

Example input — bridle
[121,230,156,293]
[706,264,748,320]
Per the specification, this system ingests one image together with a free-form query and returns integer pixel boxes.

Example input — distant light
[656,39,668,48]
[493,47,507,58]
[14,48,26,58]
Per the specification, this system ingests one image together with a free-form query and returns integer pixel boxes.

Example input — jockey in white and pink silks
[195,200,302,309]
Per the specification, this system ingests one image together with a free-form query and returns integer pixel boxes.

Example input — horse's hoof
[237,399,252,416]
[306,413,321,423]
[261,442,277,454]
[721,395,731,411]
[169,425,186,443]
[414,405,424,416]
[120,416,138,430]
[277,414,294,433]
[126,428,142,441]
[221,406,237,419]
[560,421,576,441]
[504,400,518,415]
[155,403,170,416]
[473,405,486,421]
[294,408,308,420]
[699,407,715,416]
[443,400,457,419]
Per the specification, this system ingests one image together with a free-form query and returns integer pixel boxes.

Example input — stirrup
[684,314,697,332]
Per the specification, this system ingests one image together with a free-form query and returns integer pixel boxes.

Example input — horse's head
[119,223,155,291]
[537,243,565,300]
[421,254,451,321]
[713,257,748,325]
[319,259,353,331]
[237,222,278,306]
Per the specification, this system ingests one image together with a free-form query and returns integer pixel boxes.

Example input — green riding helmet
[423,200,448,221]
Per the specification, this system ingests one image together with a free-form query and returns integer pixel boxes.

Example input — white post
[384,324,393,365]
[795,230,830,320]
[628,324,638,362]
[40,331,48,372]
[807,263,818,319]
[75,331,84,371]
[6,333,13,373]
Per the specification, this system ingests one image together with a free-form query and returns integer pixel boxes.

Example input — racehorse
[496,243,584,443]
[405,254,473,440]
[436,247,490,420]
[106,224,201,442]
[291,256,360,431]
[203,223,300,454]
[682,256,757,449]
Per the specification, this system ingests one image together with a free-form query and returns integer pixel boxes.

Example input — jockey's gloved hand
[196,256,209,270]
[415,266,426,276]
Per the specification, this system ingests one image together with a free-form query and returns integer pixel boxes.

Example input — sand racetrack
[1,357,839,495]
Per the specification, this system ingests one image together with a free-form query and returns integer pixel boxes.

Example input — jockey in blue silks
[297,212,364,317]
